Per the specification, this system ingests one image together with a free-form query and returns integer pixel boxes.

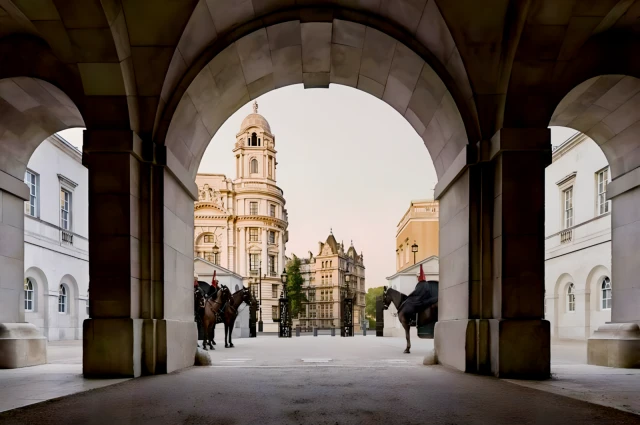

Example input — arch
[58,284,68,314]
[601,276,612,310]
[585,265,612,310]
[552,273,575,339]
[250,158,259,174]
[567,283,576,313]
[0,77,85,181]
[156,4,479,145]
[549,75,640,179]
[59,274,79,315]
[583,264,613,338]
[24,266,49,311]
[196,232,216,245]
[24,278,34,313]
[162,19,474,180]
[251,132,257,146]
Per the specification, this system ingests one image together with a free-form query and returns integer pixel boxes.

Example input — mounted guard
[383,264,438,353]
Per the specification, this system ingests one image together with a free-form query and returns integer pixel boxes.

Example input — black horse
[221,287,253,348]
[195,280,221,346]
[383,280,438,353]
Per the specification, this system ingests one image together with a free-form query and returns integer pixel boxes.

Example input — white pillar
[239,228,246,276]
[261,228,268,273]
[279,230,285,274]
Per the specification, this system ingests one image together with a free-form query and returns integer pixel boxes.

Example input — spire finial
[330,227,333,235]
[350,239,353,246]
[252,100,258,114]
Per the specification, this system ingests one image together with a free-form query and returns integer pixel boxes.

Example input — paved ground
[0,341,128,413]
[1,336,639,424]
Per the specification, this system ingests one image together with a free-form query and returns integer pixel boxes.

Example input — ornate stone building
[194,102,288,333]
[396,199,439,272]
[296,231,366,331]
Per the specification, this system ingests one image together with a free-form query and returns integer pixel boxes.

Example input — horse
[201,285,231,351]
[221,287,253,348]
[194,285,206,348]
[383,281,438,354]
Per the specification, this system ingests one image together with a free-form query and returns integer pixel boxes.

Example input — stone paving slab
[1,336,639,420]
[506,364,640,416]
[2,360,639,424]
[0,363,129,413]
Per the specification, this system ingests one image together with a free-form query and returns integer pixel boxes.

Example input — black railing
[560,229,572,244]
[61,230,73,244]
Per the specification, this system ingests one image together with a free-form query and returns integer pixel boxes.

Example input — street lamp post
[253,262,263,333]
[342,271,353,337]
[411,241,419,265]
[279,268,291,337]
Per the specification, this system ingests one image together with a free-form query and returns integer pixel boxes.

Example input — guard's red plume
[211,270,218,287]
[418,264,426,282]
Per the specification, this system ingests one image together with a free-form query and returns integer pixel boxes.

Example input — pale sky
[57,87,578,291]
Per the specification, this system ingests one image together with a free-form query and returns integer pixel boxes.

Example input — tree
[365,286,384,322]
[286,255,307,318]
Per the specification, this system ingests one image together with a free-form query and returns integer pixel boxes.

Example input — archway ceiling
[2,0,640,169]
[165,20,468,179]
[550,75,640,178]
[0,77,84,180]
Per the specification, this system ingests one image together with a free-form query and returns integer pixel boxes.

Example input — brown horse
[383,282,438,354]
[222,287,253,348]
[202,285,231,351]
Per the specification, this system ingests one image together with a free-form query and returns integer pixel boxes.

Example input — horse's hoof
[229,344,234,348]
[225,344,229,348]
[404,349,410,354]
[212,341,216,345]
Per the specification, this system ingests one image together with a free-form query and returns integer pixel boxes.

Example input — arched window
[567,283,575,312]
[24,278,34,312]
[251,132,257,146]
[58,284,67,313]
[247,137,250,146]
[258,138,261,146]
[250,158,258,173]
[601,277,612,310]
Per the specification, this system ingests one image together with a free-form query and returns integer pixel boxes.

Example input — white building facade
[23,134,89,341]
[194,102,288,333]
[545,132,612,341]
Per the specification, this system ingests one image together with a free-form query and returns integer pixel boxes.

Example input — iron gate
[341,297,354,337]
[375,295,384,336]
[249,300,257,338]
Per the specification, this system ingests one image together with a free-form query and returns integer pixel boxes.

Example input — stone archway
[162,20,471,181]
[0,77,84,368]
[549,76,640,367]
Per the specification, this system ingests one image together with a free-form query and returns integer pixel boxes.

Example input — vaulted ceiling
[2,0,640,168]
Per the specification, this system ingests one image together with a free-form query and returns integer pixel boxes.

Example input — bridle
[382,287,392,310]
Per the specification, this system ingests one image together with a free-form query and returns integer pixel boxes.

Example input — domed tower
[234,100,277,182]
[231,101,288,333]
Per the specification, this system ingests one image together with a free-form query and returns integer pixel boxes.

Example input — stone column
[82,130,197,377]
[588,169,640,367]
[239,227,246,276]
[279,230,285,274]
[487,128,550,378]
[262,228,268,274]
[434,129,550,379]
[0,174,47,368]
